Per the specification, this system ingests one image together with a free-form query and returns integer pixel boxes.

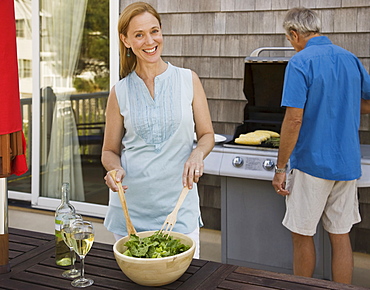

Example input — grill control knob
[232,156,244,168]
[262,159,275,171]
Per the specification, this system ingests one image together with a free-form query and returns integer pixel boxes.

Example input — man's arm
[276,107,303,169]
[272,107,303,195]
[361,99,370,114]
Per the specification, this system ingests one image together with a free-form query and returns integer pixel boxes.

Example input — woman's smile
[143,46,157,54]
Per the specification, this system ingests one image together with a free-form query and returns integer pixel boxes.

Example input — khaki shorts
[282,169,361,236]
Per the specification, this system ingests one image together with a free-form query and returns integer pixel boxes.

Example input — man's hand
[272,172,289,196]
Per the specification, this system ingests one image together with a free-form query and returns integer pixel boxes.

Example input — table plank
[196,263,238,289]
[8,228,54,262]
[218,280,275,290]
[177,260,222,290]
[9,242,35,253]
[234,267,368,290]
[3,271,108,290]
[9,250,23,259]
[9,228,54,242]
[9,240,54,268]
[226,272,328,290]
[21,262,151,290]
[0,279,56,290]
[2,228,368,290]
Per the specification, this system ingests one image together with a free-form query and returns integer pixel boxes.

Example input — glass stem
[70,249,76,270]
[80,256,85,279]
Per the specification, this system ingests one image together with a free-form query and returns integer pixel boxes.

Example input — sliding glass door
[10,0,119,218]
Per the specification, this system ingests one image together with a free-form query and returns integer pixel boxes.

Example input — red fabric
[0,0,23,135]
[0,0,28,176]
[11,132,28,176]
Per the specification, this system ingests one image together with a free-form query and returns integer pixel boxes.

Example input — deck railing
[19,89,109,166]
[70,91,109,126]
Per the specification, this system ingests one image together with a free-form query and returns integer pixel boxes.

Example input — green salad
[122,232,190,258]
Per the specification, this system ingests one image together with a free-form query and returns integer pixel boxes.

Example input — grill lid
[245,46,295,62]
[241,47,295,134]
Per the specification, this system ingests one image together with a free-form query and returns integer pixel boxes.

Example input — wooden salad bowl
[113,230,195,287]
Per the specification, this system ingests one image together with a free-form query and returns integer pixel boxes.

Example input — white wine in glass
[70,220,95,288]
[60,213,83,278]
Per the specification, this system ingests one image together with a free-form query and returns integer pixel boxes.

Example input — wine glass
[70,220,95,288]
[60,213,83,278]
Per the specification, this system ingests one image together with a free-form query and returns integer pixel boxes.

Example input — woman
[102,2,214,258]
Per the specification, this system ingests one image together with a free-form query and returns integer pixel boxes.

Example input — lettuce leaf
[122,231,190,258]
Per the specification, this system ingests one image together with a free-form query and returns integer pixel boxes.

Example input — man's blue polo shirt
[281,36,370,180]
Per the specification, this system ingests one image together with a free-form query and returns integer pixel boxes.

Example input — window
[16,19,25,38]
[18,59,32,78]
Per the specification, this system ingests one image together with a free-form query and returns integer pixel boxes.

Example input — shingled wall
[119,0,370,253]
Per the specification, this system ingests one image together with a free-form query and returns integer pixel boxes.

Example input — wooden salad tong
[109,170,137,236]
[159,186,190,238]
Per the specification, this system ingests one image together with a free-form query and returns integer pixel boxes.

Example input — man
[272,7,370,284]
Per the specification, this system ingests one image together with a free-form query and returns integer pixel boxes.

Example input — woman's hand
[182,150,204,189]
[104,168,128,192]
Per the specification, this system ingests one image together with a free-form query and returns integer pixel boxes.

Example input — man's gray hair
[283,7,321,36]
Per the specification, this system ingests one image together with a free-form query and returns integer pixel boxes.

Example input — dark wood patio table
[0,228,366,290]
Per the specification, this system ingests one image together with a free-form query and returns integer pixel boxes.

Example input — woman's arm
[183,71,215,189]
[101,86,126,192]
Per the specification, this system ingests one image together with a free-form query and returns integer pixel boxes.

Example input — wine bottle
[55,182,75,266]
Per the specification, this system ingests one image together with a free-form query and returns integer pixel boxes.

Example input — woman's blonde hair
[118,2,161,78]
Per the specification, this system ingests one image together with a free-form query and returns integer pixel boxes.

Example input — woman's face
[121,12,163,65]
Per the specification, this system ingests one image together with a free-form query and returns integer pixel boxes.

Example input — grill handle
[250,47,295,57]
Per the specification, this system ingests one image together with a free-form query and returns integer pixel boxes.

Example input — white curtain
[41,0,87,200]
